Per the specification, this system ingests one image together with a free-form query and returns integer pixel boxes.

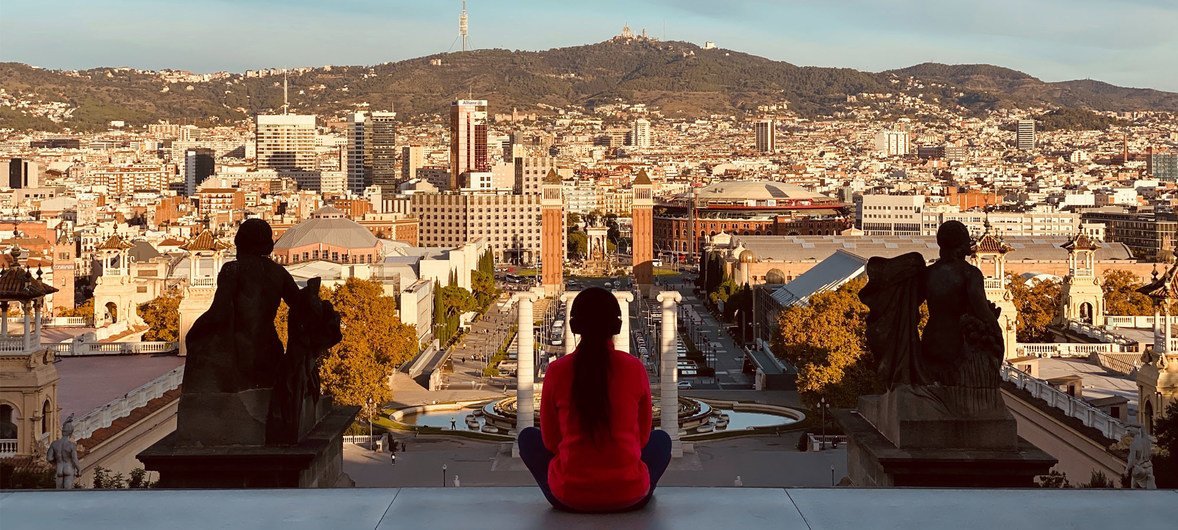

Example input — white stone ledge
[1,487,1175,530]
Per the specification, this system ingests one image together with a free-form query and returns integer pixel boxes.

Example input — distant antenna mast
[282,69,289,115]
[459,0,469,52]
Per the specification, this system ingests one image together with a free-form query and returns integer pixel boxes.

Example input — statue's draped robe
[859,252,929,389]
[266,278,341,445]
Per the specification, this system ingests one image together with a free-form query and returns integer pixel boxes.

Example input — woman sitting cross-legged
[517,287,672,513]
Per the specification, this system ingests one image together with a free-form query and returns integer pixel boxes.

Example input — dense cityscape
[1,3,1177,527]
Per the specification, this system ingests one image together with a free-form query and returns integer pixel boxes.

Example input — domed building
[653,180,852,262]
[273,207,383,265]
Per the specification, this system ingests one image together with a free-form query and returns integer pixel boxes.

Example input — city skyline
[1,0,1176,92]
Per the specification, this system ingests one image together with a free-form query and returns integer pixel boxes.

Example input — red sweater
[540,348,653,512]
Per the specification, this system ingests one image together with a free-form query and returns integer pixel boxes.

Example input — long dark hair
[569,288,622,440]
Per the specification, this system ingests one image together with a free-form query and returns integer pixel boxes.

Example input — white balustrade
[0,438,17,456]
[1001,363,1127,441]
[51,340,178,357]
[189,277,216,288]
[72,366,184,440]
[1016,342,1127,358]
[983,278,1005,291]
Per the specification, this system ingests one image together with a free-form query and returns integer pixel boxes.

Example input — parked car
[677,381,692,389]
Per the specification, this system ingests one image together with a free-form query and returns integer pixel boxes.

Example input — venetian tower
[49,225,76,312]
[540,169,564,297]
[632,169,654,297]
[1137,257,1178,435]
[972,223,1018,359]
[1059,232,1103,325]
[177,231,229,357]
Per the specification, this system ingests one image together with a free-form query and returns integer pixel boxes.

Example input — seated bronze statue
[177,219,342,446]
[859,220,1006,417]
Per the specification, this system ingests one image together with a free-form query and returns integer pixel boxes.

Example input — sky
[2,0,1176,91]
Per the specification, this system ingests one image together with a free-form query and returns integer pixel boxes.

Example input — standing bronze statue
[176,219,341,446]
[859,221,1006,416]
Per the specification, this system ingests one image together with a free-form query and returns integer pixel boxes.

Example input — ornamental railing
[1000,363,1127,442]
[50,341,178,356]
[1016,342,1120,358]
[73,366,184,441]
[0,438,17,457]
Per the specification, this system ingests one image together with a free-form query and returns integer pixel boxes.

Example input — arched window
[0,404,17,442]
[41,400,51,435]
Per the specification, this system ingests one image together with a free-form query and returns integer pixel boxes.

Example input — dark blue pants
[517,427,672,513]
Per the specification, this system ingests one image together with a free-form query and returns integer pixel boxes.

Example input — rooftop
[55,355,184,419]
[2,488,1173,529]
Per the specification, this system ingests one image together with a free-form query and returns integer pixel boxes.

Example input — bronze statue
[177,219,342,446]
[859,221,1005,415]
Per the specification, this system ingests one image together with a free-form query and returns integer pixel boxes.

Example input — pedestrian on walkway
[390,453,396,466]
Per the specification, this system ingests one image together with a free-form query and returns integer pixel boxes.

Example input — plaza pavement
[344,433,847,489]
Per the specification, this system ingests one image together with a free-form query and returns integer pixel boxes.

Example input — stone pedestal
[139,405,358,488]
[837,388,1055,487]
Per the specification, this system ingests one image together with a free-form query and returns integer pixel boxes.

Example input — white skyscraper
[755,119,776,153]
[255,114,317,172]
[1017,120,1036,151]
[874,130,910,157]
[631,118,652,148]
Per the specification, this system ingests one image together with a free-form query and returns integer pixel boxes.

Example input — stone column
[515,292,538,434]
[33,299,42,346]
[21,301,31,351]
[561,291,578,352]
[1,302,9,337]
[613,291,634,354]
[657,290,683,457]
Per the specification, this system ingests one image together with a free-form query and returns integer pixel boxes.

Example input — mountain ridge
[1,39,1174,131]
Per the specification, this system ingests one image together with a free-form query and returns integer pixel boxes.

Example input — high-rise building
[184,148,215,196]
[1147,147,1178,181]
[631,118,652,148]
[874,130,910,157]
[754,119,775,153]
[401,145,425,182]
[1017,120,1036,151]
[8,158,39,189]
[346,111,397,193]
[514,156,553,195]
[450,99,489,190]
[255,114,317,173]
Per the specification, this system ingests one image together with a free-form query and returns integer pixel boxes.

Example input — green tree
[568,231,588,258]
[1102,269,1153,316]
[472,270,498,308]
[137,289,181,342]
[1008,275,1061,343]
[771,277,881,408]
[1155,402,1178,488]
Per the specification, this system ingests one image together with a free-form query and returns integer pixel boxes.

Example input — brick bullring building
[272,206,383,265]
[653,180,852,262]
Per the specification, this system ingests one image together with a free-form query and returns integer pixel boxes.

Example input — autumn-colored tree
[56,298,94,318]
[137,290,181,342]
[1008,274,1061,343]
[1102,269,1153,316]
[771,277,881,408]
[273,278,417,408]
[319,279,418,407]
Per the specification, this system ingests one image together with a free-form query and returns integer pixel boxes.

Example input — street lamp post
[818,397,828,451]
[367,397,375,451]
[442,464,448,487]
